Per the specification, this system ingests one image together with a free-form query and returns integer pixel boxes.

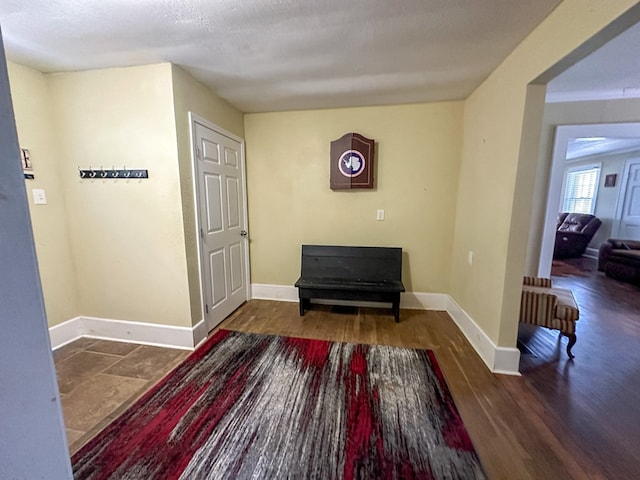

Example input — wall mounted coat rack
[79,166,149,179]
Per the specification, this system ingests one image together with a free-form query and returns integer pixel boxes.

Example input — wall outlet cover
[32,189,47,205]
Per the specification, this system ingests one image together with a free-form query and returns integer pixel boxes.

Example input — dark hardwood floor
[226,264,640,479]
[223,301,592,479]
[62,261,638,478]
[518,256,640,479]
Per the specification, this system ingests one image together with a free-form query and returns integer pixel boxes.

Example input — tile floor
[53,338,190,454]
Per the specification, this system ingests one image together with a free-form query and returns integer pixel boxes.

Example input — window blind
[562,166,599,214]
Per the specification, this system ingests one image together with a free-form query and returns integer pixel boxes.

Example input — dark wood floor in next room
[518,256,640,479]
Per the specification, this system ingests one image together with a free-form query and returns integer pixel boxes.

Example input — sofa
[554,212,602,259]
[598,239,640,285]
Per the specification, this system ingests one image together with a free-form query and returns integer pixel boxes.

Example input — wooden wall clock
[330,132,375,190]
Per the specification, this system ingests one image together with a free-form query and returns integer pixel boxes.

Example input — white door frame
[188,112,250,330]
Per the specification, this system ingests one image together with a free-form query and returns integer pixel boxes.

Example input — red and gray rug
[72,330,486,479]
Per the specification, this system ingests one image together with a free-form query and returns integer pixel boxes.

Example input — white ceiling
[0,0,562,113]
[549,19,640,159]
[547,20,640,103]
[566,137,640,161]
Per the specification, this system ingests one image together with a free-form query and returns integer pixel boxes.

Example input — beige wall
[244,102,463,292]
[450,0,640,347]
[170,64,245,326]
[8,61,244,330]
[47,63,192,327]
[8,0,640,357]
[590,153,629,247]
[6,61,79,326]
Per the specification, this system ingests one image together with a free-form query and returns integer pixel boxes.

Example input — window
[561,165,601,214]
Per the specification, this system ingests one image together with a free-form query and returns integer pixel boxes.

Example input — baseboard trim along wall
[49,316,198,351]
[48,317,82,350]
[584,247,599,259]
[250,283,521,375]
[192,319,208,348]
[445,298,521,375]
[49,285,522,375]
[251,283,298,302]
[250,284,450,311]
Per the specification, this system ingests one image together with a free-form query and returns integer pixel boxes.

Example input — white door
[617,160,640,240]
[193,118,249,332]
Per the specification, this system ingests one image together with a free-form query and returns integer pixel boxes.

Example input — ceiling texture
[548,19,640,160]
[566,137,640,161]
[0,0,564,113]
[546,20,640,104]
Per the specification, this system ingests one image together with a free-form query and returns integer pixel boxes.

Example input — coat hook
[89,166,96,178]
[112,166,118,178]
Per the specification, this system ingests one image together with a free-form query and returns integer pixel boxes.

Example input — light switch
[376,209,385,221]
[32,189,47,205]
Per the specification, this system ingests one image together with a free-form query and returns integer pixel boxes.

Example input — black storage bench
[294,245,405,322]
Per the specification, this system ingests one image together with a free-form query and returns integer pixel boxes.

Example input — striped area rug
[72,330,486,479]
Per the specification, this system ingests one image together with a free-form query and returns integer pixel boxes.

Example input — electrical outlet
[32,189,47,205]
[376,209,385,221]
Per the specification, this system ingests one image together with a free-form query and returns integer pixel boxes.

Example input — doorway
[190,114,250,332]
[538,123,640,277]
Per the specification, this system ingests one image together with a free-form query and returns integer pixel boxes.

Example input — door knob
[240,230,248,237]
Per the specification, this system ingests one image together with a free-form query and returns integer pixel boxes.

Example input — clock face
[338,150,366,178]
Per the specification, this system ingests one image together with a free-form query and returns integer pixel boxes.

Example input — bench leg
[393,299,400,323]
[299,299,305,316]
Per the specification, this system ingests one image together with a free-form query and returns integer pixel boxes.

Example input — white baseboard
[401,292,449,310]
[251,283,520,375]
[446,298,521,375]
[192,319,208,347]
[81,316,195,350]
[251,284,298,302]
[49,316,199,351]
[50,288,522,375]
[584,247,599,259]
[250,284,448,310]
[48,317,83,349]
